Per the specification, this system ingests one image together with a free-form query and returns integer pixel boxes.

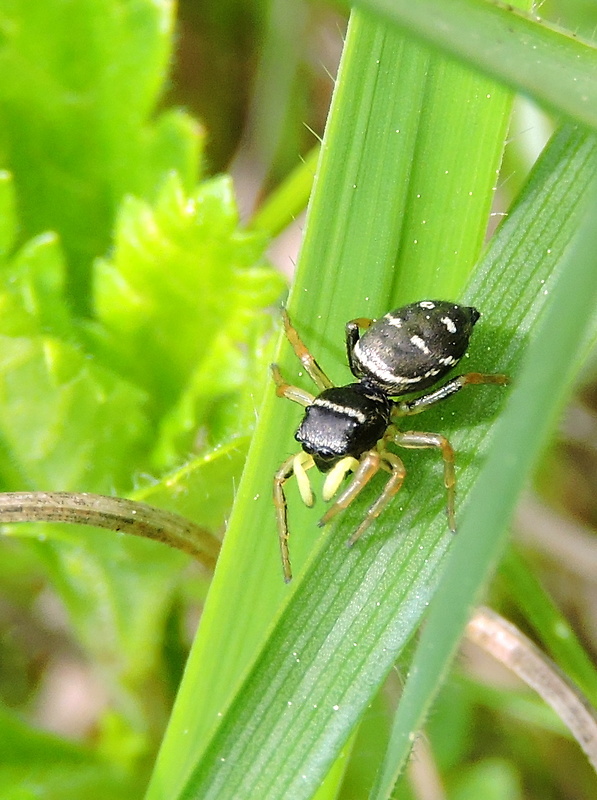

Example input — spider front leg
[346,451,406,546]
[393,372,509,417]
[318,450,381,528]
[282,310,333,391]
[391,428,456,531]
[271,364,314,407]
[274,451,316,583]
[318,448,407,547]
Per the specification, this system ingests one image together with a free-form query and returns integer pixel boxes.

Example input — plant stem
[0,491,220,570]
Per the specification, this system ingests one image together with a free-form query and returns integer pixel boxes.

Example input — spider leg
[391,428,456,531]
[271,364,314,407]
[274,451,316,582]
[346,317,374,378]
[282,310,333,391]
[318,449,382,529]
[393,372,509,417]
[346,450,406,546]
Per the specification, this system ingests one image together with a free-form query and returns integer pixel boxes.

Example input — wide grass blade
[171,126,597,800]
[354,0,597,130]
[145,1,597,797]
[372,165,597,796]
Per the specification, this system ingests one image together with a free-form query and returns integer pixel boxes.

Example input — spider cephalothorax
[272,300,508,582]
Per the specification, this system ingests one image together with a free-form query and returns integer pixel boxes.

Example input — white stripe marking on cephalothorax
[313,397,367,423]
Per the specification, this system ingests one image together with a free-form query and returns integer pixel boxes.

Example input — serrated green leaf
[0,0,201,307]
[134,438,249,535]
[94,171,284,466]
[0,335,150,492]
[144,110,206,197]
[0,233,72,339]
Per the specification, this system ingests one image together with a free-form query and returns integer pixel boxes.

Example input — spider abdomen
[351,300,480,394]
[295,384,391,471]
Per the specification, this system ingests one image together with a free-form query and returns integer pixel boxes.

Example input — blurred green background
[1,2,597,799]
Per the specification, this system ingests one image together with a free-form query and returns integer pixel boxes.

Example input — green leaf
[0,335,150,492]
[133,438,249,535]
[0,0,201,306]
[0,232,72,339]
[450,758,523,800]
[0,171,17,258]
[93,172,284,467]
[145,7,530,798]
[371,135,597,798]
[0,145,279,750]
[353,0,597,130]
[168,122,597,800]
[250,146,319,239]
[0,704,138,800]
[0,2,284,790]
[499,547,597,708]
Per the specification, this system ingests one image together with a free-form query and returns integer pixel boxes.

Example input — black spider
[272,300,508,582]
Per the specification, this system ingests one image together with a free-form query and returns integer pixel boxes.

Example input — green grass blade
[370,137,597,799]
[145,3,542,798]
[250,146,319,238]
[172,125,596,800]
[353,0,597,130]
[172,125,594,800]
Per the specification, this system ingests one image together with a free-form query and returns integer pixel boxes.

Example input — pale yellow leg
[347,451,406,546]
[318,450,382,528]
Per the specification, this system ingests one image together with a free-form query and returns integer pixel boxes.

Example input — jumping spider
[272,300,508,582]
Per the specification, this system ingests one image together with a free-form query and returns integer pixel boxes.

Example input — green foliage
[0,705,139,800]
[0,1,283,795]
[0,0,200,306]
[93,172,279,467]
[354,0,597,128]
[149,5,597,800]
[1,1,597,799]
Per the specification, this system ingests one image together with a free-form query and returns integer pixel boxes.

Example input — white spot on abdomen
[441,316,457,333]
[439,355,457,366]
[410,335,430,354]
